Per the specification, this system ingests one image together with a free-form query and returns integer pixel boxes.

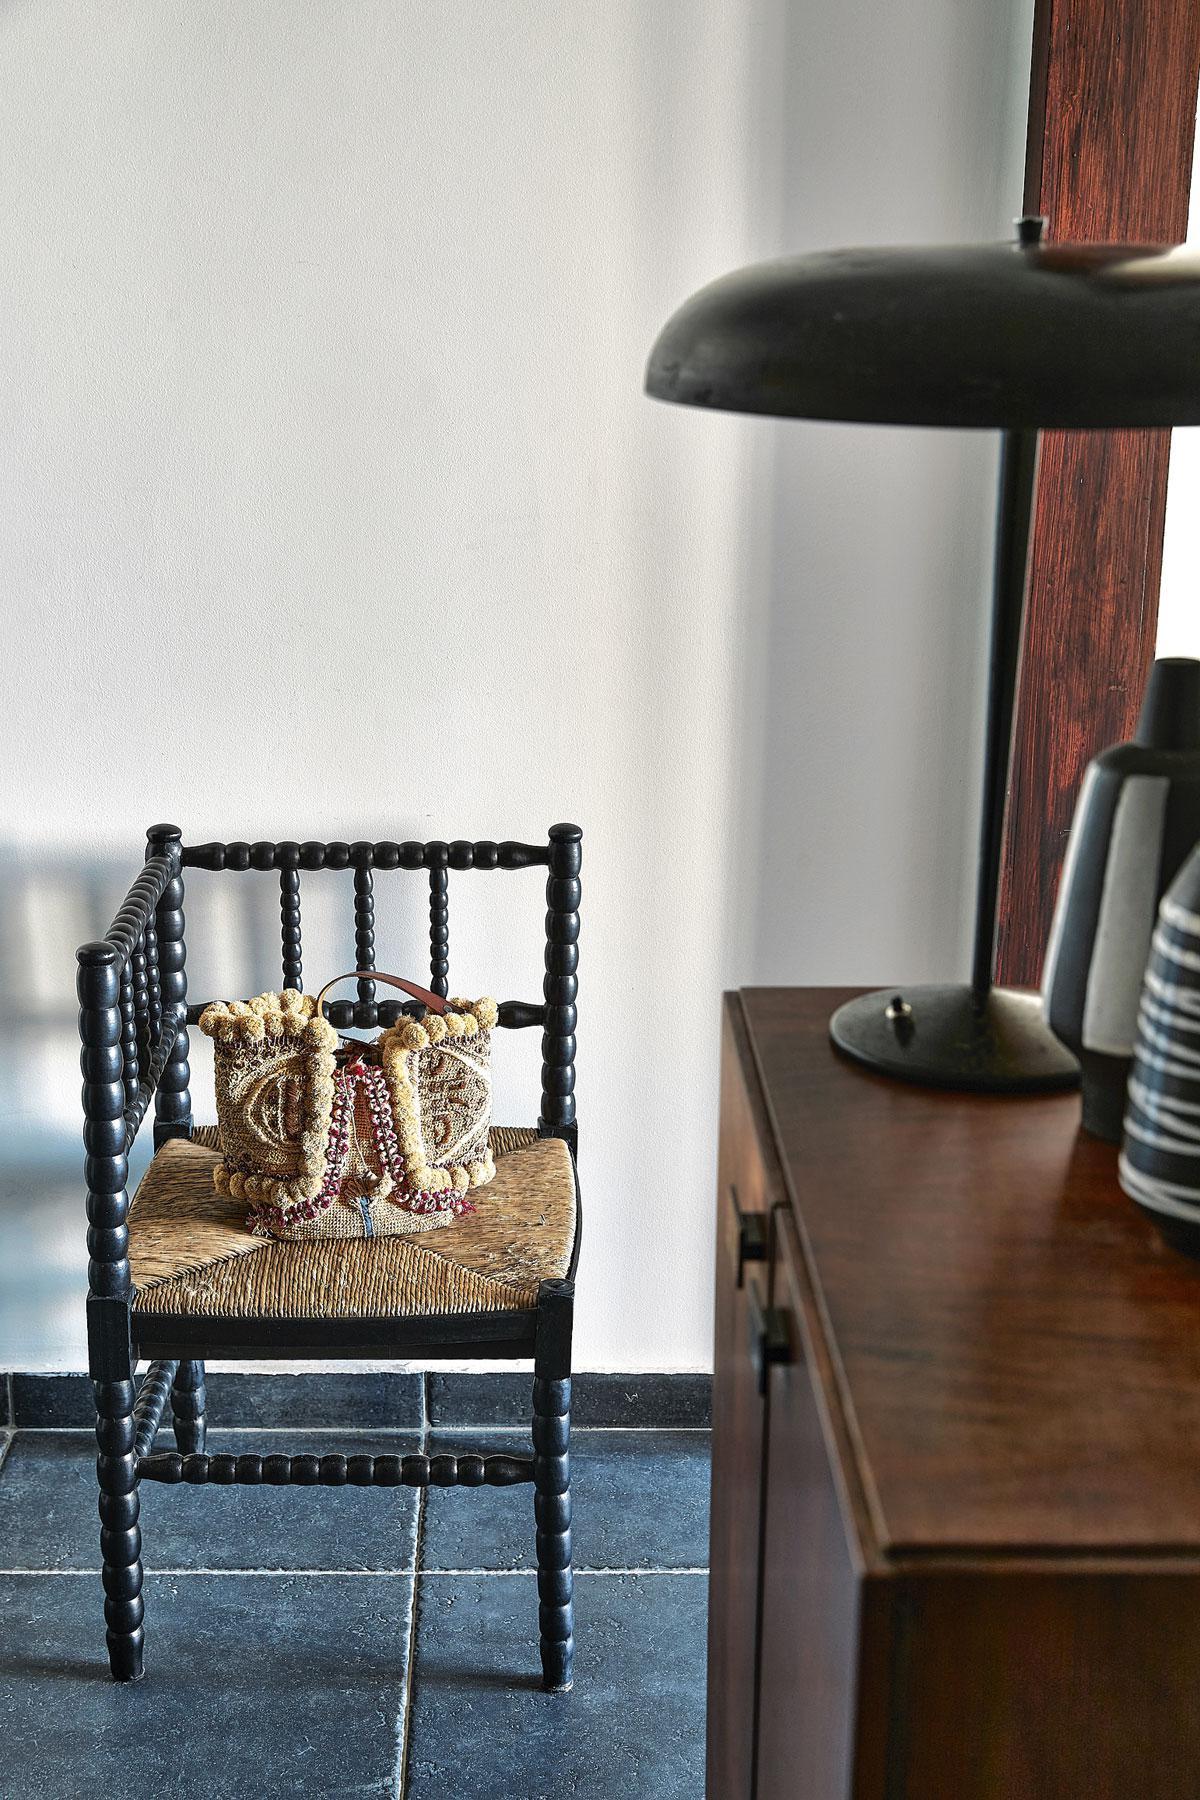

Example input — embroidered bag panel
[379,1003,496,1194]
[201,992,335,1202]
[198,977,498,1242]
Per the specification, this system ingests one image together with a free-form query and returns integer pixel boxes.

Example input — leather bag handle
[314,971,450,1018]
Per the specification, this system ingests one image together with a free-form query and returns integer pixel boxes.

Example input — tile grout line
[8,1423,710,1437]
[412,1423,711,1435]
[392,1377,431,1799]
[0,1566,709,1577]
[414,1567,711,1577]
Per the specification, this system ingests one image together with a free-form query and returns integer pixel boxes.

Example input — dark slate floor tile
[425,1370,532,1426]
[9,1373,92,1428]
[421,1430,710,1571]
[426,1371,711,1428]
[194,1370,425,1429]
[571,1374,711,1429]
[0,1572,412,1799]
[406,1572,706,1800]
[10,1369,425,1430]
[0,1431,420,1571]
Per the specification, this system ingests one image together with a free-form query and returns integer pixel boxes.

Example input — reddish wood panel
[895,1569,1200,1800]
[997,0,1200,986]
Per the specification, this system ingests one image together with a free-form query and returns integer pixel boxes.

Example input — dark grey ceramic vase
[1043,657,1200,1141]
[1120,841,1200,1257]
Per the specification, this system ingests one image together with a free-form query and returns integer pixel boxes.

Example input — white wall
[0,0,1031,1370]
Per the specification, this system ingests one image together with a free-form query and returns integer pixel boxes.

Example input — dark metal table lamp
[646,221,1200,1092]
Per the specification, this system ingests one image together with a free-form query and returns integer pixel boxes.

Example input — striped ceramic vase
[1043,658,1200,1141]
[1120,842,1200,1257]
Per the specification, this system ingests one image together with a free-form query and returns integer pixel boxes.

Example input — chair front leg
[95,1372,144,1682]
[171,1360,207,1454]
[533,1278,574,1692]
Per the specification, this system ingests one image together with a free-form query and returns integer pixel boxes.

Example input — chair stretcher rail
[137,1448,536,1487]
[132,1359,179,1459]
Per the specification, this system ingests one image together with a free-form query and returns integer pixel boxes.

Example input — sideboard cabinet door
[708,1002,775,1800]
[755,1209,867,1800]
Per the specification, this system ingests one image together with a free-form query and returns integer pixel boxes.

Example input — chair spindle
[539,824,581,1152]
[147,826,191,1148]
[428,849,449,997]
[143,919,161,1044]
[130,932,151,1081]
[120,964,140,1108]
[280,866,303,992]
[354,861,375,1001]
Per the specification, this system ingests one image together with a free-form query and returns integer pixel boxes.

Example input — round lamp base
[829,985,1080,1094]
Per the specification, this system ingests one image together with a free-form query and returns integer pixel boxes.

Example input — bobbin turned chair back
[93,822,580,1160]
[191,827,579,1153]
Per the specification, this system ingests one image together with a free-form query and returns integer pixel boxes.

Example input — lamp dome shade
[644,241,1200,429]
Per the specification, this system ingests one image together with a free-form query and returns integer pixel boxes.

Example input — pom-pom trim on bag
[379,996,498,1198]
[198,982,497,1236]
[200,990,337,1206]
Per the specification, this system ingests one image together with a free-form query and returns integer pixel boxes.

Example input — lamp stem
[970,426,1041,1003]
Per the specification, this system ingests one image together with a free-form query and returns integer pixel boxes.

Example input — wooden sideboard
[709,988,1200,1800]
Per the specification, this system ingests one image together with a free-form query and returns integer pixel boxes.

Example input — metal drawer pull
[730,1185,768,1288]
[746,1279,793,1395]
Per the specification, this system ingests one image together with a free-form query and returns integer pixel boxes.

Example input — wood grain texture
[741,988,1200,1555]
[892,1568,1200,1800]
[997,0,1200,986]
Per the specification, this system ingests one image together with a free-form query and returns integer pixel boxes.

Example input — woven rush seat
[128,1125,576,1319]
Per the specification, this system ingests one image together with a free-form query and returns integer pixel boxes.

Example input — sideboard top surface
[738,986,1200,1559]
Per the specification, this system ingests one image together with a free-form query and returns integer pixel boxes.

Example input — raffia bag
[198,973,498,1241]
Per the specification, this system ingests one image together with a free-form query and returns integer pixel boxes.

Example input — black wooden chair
[76,822,581,1688]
